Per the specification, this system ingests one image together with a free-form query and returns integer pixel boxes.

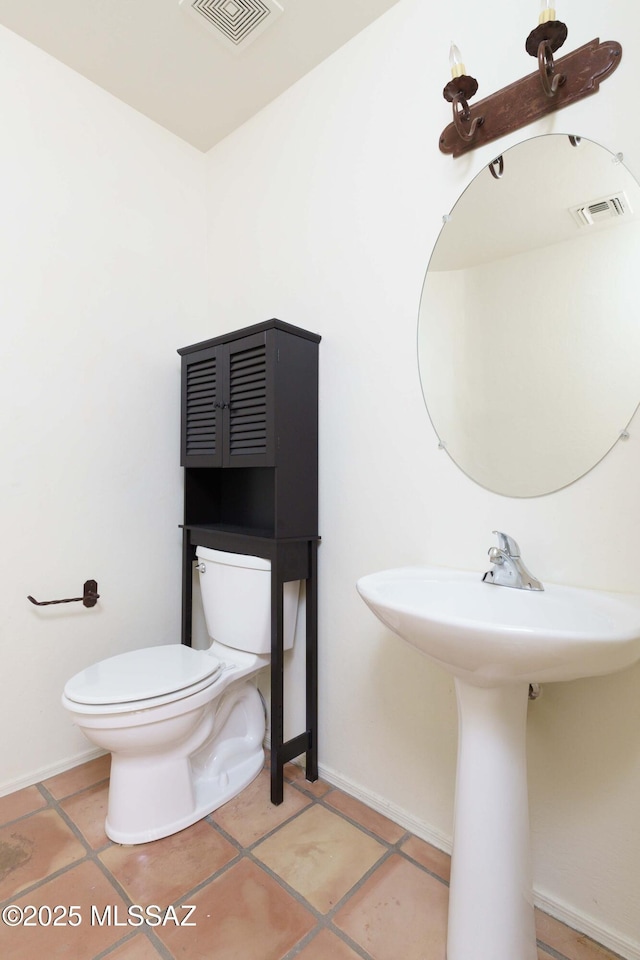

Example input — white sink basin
[356,564,640,960]
[356,566,640,686]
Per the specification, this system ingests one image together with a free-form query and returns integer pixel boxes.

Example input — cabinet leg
[270,745,284,805]
[305,542,318,782]
[181,533,194,647]
[270,562,285,805]
[268,542,319,803]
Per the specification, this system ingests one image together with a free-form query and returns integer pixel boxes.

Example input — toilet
[61,548,299,844]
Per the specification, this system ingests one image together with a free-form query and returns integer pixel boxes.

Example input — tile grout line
[293,780,452,888]
[88,928,142,960]
[281,921,375,960]
[537,941,585,960]
[0,785,97,909]
[38,781,113,857]
[35,775,110,805]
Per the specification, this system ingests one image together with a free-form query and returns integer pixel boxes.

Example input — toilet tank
[195,547,299,653]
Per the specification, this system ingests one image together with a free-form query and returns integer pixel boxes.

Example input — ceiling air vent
[179,0,284,53]
[570,191,632,227]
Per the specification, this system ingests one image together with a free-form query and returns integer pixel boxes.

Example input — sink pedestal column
[447,679,537,960]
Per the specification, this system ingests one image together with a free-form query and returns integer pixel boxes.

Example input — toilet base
[105,749,264,844]
[103,681,266,844]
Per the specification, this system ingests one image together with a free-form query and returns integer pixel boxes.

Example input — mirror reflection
[418,135,640,497]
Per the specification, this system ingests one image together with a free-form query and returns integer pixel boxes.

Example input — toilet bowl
[62,548,299,844]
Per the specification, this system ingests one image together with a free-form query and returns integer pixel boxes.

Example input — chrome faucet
[482,531,544,591]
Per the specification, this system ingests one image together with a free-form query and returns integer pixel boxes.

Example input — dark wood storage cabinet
[178,318,320,803]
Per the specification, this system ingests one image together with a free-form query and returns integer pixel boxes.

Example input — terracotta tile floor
[0,755,624,960]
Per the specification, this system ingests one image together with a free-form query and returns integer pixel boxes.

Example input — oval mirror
[418,135,640,497]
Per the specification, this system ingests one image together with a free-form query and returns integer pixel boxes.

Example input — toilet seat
[64,645,223,710]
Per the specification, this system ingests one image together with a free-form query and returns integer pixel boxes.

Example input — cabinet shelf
[185,522,276,541]
[184,523,321,546]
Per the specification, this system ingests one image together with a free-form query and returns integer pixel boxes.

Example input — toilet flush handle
[196,562,206,574]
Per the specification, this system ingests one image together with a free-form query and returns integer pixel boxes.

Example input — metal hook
[451,93,483,143]
[27,580,100,609]
[488,155,504,179]
[538,40,566,97]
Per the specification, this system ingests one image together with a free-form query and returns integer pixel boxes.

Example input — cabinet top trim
[177,318,321,356]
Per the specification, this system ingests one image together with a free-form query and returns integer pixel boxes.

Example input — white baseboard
[533,890,640,960]
[0,748,106,798]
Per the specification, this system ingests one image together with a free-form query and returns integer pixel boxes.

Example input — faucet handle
[491,531,520,557]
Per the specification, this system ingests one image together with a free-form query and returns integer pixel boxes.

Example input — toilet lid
[64,645,222,705]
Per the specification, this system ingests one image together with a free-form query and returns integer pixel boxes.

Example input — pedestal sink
[356,566,640,960]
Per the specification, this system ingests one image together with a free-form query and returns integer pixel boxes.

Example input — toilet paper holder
[27,579,100,608]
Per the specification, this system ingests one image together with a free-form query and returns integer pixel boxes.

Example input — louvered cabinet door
[222,332,275,467]
[181,345,223,466]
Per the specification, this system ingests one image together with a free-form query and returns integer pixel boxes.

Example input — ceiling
[0,0,403,152]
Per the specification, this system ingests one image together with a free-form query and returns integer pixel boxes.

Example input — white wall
[0,27,207,786]
[199,0,640,955]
